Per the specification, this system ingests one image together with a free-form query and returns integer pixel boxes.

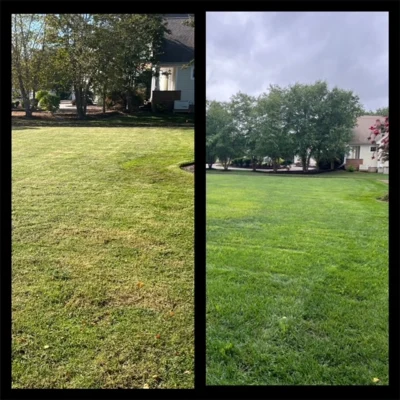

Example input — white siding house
[150,14,194,111]
[345,115,388,173]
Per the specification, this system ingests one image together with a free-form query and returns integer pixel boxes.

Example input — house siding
[176,65,194,104]
[359,144,377,168]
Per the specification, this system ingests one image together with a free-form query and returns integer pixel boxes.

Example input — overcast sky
[206,12,388,111]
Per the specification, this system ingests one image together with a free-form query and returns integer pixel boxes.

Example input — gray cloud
[206,12,388,111]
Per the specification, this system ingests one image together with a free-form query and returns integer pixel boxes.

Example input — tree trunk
[252,157,257,172]
[208,163,213,169]
[272,159,278,173]
[223,159,229,170]
[126,91,133,113]
[330,160,335,170]
[17,74,31,118]
[74,85,85,120]
[301,156,308,172]
[102,84,106,114]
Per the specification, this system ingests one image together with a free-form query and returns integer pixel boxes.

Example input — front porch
[150,66,180,112]
[150,65,193,113]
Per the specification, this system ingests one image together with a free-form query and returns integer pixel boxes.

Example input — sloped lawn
[206,171,388,385]
[12,127,194,388]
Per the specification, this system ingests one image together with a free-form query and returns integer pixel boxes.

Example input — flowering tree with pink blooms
[367,115,389,162]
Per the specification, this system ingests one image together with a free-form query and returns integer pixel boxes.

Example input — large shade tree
[255,85,295,172]
[228,92,259,170]
[12,14,48,117]
[206,100,236,170]
[206,81,364,173]
[44,14,167,119]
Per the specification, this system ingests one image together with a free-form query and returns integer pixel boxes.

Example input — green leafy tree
[12,14,48,117]
[111,14,167,113]
[312,86,363,170]
[255,85,295,172]
[228,92,259,170]
[183,14,194,67]
[45,14,101,119]
[286,81,362,172]
[206,100,235,170]
[363,106,389,116]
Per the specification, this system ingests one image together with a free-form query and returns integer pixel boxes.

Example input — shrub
[347,165,355,172]
[38,94,60,112]
[35,90,49,101]
[155,103,167,113]
[230,157,243,167]
[243,157,251,168]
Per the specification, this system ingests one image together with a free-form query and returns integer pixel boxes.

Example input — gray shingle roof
[350,115,386,145]
[158,14,194,64]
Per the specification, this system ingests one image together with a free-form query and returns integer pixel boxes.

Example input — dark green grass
[206,171,388,385]
[12,127,194,388]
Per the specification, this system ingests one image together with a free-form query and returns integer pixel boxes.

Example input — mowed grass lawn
[12,126,194,388]
[206,171,388,385]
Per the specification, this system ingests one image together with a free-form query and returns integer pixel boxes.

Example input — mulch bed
[181,163,194,173]
[12,110,120,120]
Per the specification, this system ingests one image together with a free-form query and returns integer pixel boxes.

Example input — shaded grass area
[12,127,194,388]
[206,172,388,385]
[12,112,195,128]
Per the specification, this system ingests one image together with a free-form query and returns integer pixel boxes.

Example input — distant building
[345,115,388,173]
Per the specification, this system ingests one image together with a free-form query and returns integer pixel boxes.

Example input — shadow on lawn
[12,126,40,130]
[12,113,195,128]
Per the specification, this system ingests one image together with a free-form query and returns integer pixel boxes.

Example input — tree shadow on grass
[12,126,40,130]
[11,113,194,129]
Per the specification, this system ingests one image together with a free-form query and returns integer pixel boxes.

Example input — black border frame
[1,1,399,399]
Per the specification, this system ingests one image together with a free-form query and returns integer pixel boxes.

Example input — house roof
[350,115,386,145]
[158,14,194,64]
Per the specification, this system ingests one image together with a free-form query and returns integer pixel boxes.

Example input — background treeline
[206,81,369,172]
[12,14,171,118]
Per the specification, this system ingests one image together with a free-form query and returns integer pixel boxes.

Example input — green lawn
[12,126,194,388]
[206,170,388,385]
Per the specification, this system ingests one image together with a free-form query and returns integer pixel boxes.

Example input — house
[345,115,388,173]
[150,14,194,113]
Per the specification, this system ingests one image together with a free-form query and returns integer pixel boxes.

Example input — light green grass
[206,170,388,385]
[12,127,194,388]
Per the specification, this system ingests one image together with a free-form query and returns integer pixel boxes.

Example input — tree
[183,14,194,68]
[12,14,48,117]
[363,106,389,116]
[206,100,235,170]
[45,14,101,119]
[286,81,363,172]
[313,87,363,170]
[255,85,295,172]
[228,92,258,170]
[111,14,167,113]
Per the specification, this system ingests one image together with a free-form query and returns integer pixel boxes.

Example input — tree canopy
[206,81,364,172]
[12,13,169,119]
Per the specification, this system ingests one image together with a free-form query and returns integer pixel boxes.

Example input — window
[349,146,360,159]
[191,67,195,80]
[370,146,377,152]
